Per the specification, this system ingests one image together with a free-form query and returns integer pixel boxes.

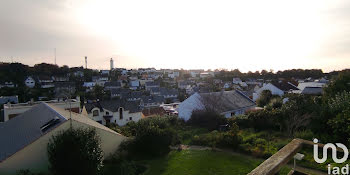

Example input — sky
[0,0,349,72]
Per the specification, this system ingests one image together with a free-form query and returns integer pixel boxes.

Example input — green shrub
[116,116,181,158]
[191,126,242,149]
[47,128,103,175]
[256,90,272,107]
[188,110,227,131]
[294,130,314,140]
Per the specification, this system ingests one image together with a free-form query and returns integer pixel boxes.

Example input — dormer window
[119,107,123,119]
[93,110,99,117]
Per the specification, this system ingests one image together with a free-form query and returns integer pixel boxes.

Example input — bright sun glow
[74,0,337,71]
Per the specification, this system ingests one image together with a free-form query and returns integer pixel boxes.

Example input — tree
[256,90,272,107]
[324,71,350,98]
[326,91,350,143]
[47,128,103,175]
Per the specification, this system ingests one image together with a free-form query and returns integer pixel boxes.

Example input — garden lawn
[140,150,290,175]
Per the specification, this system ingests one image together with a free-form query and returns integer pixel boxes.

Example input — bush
[188,110,227,131]
[294,130,314,140]
[266,97,283,110]
[47,128,103,175]
[116,116,180,158]
[191,124,242,149]
[256,90,272,107]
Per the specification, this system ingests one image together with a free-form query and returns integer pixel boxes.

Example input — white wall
[178,93,205,121]
[87,107,143,126]
[253,83,284,101]
[0,120,125,175]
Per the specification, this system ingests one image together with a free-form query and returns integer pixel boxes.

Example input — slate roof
[127,91,143,99]
[104,81,121,87]
[54,82,75,88]
[199,90,256,114]
[150,87,160,93]
[85,100,142,113]
[110,88,130,96]
[141,95,165,104]
[301,87,323,95]
[0,103,67,162]
[0,96,18,105]
[145,81,160,87]
[160,88,178,96]
[271,82,299,91]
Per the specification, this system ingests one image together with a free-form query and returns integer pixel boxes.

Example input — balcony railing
[248,138,333,175]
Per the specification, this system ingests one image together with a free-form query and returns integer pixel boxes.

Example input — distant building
[83,100,143,126]
[0,103,125,174]
[253,82,299,101]
[145,81,160,91]
[24,76,35,88]
[100,70,110,75]
[129,80,140,90]
[178,90,256,121]
[0,96,18,106]
[0,81,15,88]
[104,81,122,90]
[140,95,165,108]
[232,78,242,85]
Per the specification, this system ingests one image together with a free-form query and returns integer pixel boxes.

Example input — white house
[0,82,15,88]
[25,76,35,88]
[178,90,256,121]
[253,82,299,101]
[83,100,143,126]
[129,80,140,90]
[200,72,212,78]
[232,78,242,85]
[0,103,125,175]
[83,82,96,92]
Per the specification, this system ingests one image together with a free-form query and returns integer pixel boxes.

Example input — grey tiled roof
[271,82,299,91]
[104,81,121,87]
[0,103,67,162]
[145,81,160,87]
[199,90,256,113]
[160,88,178,96]
[141,95,165,104]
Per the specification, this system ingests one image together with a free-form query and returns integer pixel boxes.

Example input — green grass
[140,150,290,175]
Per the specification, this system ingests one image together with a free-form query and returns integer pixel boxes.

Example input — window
[41,117,60,132]
[231,112,235,117]
[106,111,109,115]
[129,117,132,120]
[119,107,123,119]
[93,110,99,117]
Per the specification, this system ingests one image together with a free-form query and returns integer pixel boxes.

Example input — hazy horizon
[1,0,350,72]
